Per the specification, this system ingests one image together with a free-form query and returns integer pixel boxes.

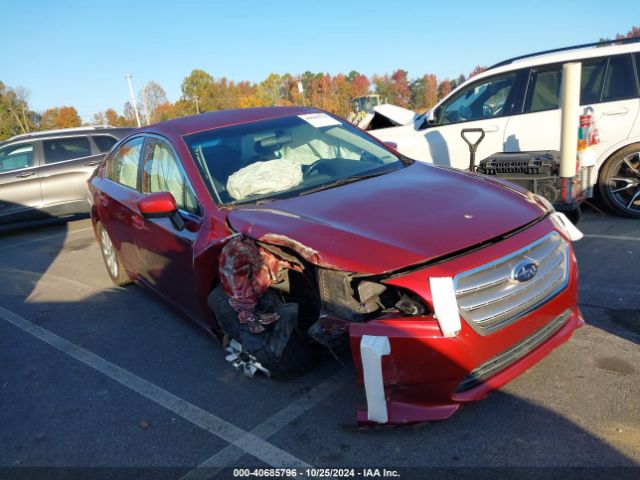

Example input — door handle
[16,171,35,178]
[482,125,500,132]
[603,107,629,116]
[84,160,100,166]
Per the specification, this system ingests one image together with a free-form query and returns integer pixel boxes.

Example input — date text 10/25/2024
[232,468,401,478]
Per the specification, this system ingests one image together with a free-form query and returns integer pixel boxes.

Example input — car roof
[479,40,640,80]
[140,106,319,137]
[2,126,132,146]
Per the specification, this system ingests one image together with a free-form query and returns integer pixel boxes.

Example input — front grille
[455,309,571,392]
[454,232,569,335]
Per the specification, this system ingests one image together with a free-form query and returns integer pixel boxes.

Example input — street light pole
[194,95,200,114]
[125,74,142,128]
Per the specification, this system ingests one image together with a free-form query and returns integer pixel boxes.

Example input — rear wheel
[598,145,640,218]
[96,222,131,286]
[208,285,316,379]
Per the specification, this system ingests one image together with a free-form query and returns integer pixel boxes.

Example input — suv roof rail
[6,125,120,142]
[488,36,640,70]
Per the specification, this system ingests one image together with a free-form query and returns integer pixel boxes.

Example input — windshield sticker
[298,113,342,128]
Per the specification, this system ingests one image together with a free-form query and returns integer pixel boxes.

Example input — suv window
[43,137,91,164]
[580,58,607,105]
[142,138,199,214]
[602,54,638,101]
[525,67,562,113]
[93,135,118,153]
[0,143,35,173]
[438,73,517,125]
[106,137,144,189]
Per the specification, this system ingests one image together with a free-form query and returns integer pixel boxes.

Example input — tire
[96,222,132,286]
[208,286,316,379]
[598,145,640,218]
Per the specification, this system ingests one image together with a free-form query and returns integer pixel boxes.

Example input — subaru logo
[513,261,538,282]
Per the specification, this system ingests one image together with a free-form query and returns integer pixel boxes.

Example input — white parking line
[0,226,94,250]
[0,305,311,469]
[180,368,352,480]
[583,234,640,242]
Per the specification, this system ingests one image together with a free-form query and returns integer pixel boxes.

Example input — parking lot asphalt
[0,208,639,480]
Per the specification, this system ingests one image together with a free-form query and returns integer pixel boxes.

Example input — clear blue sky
[1,0,636,120]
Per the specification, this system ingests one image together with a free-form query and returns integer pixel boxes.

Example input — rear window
[93,135,118,153]
[43,137,91,164]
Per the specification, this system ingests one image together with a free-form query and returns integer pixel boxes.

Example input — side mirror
[418,109,436,130]
[384,141,398,150]
[425,109,436,125]
[137,192,185,230]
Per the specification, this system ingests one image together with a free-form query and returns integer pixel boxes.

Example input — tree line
[0,67,484,141]
[1,26,638,141]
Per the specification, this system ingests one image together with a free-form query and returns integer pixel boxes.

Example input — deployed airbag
[227,159,302,200]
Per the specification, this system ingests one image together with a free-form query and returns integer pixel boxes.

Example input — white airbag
[226,159,302,201]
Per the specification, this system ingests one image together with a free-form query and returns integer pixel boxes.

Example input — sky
[1,0,637,121]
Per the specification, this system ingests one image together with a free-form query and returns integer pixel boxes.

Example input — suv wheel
[599,145,640,218]
[96,222,131,286]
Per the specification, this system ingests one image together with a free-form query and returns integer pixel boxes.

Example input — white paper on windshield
[298,113,341,128]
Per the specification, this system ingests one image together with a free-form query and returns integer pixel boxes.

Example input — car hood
[372,104,418,126]
[227,162,545,274]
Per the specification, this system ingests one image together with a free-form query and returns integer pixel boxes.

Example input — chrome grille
[454,232,569,335]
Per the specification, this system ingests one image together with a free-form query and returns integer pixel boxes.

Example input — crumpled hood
[228,162,545,274]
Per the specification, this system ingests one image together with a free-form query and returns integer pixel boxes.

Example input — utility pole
[194,95,200,114]
[125,74,142,127]
[141,89,151,125]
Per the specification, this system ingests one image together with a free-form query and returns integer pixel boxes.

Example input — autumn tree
[468,65,487,78]
[139,81,168,124]
[438,79,452,100]
[40,106,81,130]
[615,25,640,39]
[92,108,132,127]
[411,73,438,110]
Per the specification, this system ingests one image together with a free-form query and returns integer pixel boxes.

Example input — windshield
[184,112,407,206]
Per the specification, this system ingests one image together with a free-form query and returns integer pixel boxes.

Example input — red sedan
[88,107,583,425]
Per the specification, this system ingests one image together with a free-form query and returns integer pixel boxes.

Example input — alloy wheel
[606,151,640,216]
[100,228,119,279]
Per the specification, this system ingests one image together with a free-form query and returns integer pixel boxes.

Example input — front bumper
[349,218,582,425]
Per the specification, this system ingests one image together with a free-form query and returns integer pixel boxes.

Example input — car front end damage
[213,212,582,425]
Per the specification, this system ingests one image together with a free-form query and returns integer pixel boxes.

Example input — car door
[0,140,43,225]
[585,54,640,162]
[134,135,203,317]
[503,54,640,161]
[420,71,523,169]
[94,136,146,275]
[39,135,103,213]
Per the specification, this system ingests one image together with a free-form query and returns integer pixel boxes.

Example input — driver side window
[438,73,517,125]
[142,138,199,215]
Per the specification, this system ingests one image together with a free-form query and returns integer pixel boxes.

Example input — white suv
[371,40,640,218]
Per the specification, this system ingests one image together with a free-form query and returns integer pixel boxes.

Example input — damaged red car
[88,107,584,425]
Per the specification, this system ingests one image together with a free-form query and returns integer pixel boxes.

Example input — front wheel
[598,145,640,218]
[96,222,131,286]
